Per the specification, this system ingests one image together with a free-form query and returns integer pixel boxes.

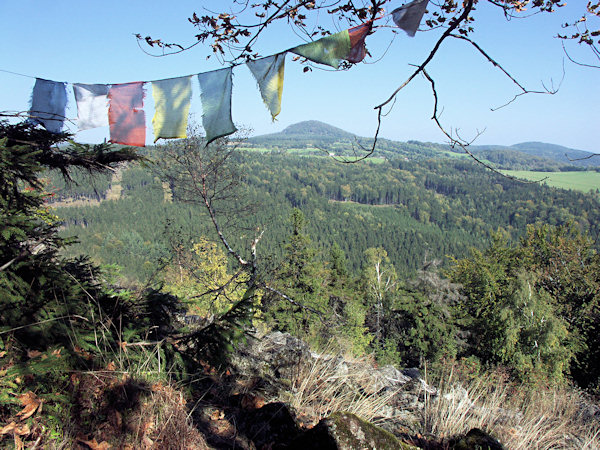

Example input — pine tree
[0,121,156,421]
[0,121,142,347]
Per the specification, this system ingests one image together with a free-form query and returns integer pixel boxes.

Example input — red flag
[108,82,146,147]
[347,21,373,63]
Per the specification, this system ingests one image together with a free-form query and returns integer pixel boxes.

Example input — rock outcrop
[187,331,506,449]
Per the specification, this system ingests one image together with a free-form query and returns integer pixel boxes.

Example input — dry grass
[66,372,208,449]
[421,366,600,449]
[286,350,398,425]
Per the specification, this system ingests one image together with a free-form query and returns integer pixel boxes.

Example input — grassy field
[503,170,600,194]
[240,146,386,163]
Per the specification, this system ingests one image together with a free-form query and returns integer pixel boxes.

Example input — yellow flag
[247,53,286,120]
[151,76,192,142]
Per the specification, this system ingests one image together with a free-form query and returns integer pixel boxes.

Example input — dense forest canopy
[50,130,600,283]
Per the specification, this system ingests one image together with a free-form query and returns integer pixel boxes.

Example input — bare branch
[421,68,548,184]
[561,40,600,69]
[566,152,600,161]
[260,284,323,316]
[188,268,246,300]
[339,0,476,163]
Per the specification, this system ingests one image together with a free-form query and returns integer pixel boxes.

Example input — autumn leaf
[13,423,30,436]
[16,391,41,421]
[0,422,16,435]
[0,422,30,436]
[210,409,225,421]
[79,438,112,449]
[26,350,42,359]
[14,434,23,450]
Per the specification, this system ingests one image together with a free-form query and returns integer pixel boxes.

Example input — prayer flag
[198,68,237,145]
[347,21,373,63]
[246,53,286,120]
[151,76,192,142]
[391,0,429,37]
[73,83,109,130]
[291,30,351,69]
[28,78,68,133]
[108,82,146,147]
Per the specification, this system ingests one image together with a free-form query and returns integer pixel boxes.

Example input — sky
[0,1,598,151]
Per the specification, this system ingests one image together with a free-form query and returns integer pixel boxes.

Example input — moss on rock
[291,411,419,449]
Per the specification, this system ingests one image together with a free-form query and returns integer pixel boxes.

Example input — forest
[50,136,600,282]
[42,128,600,384]
[2,121,600,447]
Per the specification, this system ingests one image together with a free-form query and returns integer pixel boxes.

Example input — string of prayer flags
[392,0,429,37]
[151,76,192,142]
[247,53,286,120]
[73,84,109,130]
[21,16,383,143]
[108,82,146,147]
[198,68,237,145]
[347,21,373,63]
[28,78,68,133]
[291,30,351,69]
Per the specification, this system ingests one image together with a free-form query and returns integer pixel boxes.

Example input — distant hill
[510,142,596,166]
[470,142,598,169]
[279,121,356,139]
[247,121,599,169]
[248,120,356,145]
[467,147,564,171]
[248,121,455,160]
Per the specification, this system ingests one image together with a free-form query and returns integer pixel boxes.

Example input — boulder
[233,331,313,381]
[449,428,504,450]
[290,411,419,450]
[362,365,412,394]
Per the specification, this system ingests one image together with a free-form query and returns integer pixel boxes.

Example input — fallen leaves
[241,393,265,410]
[26,350,42,359]
[16,391,42,421]
[78,438,112,449]
[0,422,30,450]
[0,422,30,436]
[0,391,41,448]
[210,409,225,421]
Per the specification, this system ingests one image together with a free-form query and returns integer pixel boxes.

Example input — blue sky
[0,1,597,151]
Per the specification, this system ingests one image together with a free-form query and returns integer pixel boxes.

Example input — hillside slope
[248,121,598,169]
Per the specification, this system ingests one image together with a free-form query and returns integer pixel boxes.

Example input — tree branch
[260,284,323,316]
[421,68,548,184]
[341,0,476,163]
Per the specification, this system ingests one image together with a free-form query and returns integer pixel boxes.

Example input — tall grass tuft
[287,349,399,424]
[421,364,600,449]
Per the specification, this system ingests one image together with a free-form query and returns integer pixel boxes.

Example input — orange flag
[108,82,146,147]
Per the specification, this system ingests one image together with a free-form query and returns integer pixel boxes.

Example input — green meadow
[503,170,600,194]
[241,146,386,163]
